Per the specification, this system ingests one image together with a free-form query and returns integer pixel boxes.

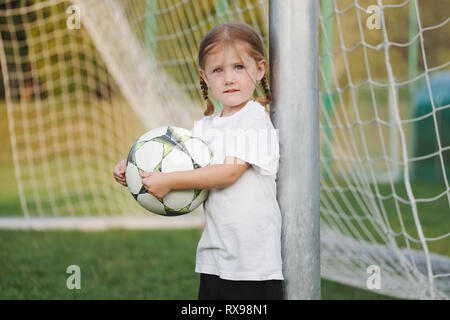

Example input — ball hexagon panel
[183,138,212,168]
[125,162,142,195]
[137,193,166,215]
[189,189,209,211]
[134,141,164,172]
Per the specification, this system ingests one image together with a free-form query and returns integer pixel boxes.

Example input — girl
[113,21,283,300]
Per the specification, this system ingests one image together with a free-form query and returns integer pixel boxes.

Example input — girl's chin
[219,97,251,108]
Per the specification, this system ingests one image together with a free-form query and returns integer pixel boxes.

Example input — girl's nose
[224,69,235,84]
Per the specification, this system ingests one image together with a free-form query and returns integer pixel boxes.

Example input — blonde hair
[198,21,272,116]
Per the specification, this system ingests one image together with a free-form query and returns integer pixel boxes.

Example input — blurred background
[0,0,448,299]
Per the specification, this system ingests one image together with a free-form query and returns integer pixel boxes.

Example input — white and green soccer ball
[125,126,212,216]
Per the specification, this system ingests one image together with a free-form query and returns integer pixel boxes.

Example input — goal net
[0,0,448,299]
[319,0,449,299]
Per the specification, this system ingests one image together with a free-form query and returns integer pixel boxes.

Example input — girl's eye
[212,65,243,73]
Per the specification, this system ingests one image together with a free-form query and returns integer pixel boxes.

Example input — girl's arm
[168,156,249,190]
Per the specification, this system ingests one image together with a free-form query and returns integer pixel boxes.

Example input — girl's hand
[113,159,127,187]
[139,171,172,199]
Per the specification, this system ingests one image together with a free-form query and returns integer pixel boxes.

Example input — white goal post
[270,0,320,300]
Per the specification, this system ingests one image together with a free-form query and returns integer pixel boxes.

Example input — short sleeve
[223,117,279,175]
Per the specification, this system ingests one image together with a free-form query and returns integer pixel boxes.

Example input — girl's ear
[256,59,267,81]
[198,69,208,86]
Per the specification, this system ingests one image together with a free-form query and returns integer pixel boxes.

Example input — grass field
[0,229,398,300]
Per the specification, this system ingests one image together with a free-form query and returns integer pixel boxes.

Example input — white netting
[0,0,448,299]
[319,0,449,299]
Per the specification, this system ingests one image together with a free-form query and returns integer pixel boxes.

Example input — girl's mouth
[224,89,239,93]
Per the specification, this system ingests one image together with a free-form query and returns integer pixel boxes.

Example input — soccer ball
[125,126,212,216]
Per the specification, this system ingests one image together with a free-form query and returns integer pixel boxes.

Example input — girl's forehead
[205,42,253,65]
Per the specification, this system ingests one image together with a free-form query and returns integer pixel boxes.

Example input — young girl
[113,21,283,300]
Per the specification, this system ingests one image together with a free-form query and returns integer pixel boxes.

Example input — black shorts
[198,273,283,300]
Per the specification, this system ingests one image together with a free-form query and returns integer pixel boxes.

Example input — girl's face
[199,41,266,109]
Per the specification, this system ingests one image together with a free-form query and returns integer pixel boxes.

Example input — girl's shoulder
[242,100,269,119]
[236,100,272,127]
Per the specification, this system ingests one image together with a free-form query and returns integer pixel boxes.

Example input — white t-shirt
[191,99,284,281]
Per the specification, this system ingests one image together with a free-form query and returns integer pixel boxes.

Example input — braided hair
[200,77,215,117]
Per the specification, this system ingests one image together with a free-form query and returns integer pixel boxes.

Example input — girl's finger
[139,172,151,177]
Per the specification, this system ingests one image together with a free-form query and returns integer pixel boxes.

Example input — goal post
[269,0,321,300]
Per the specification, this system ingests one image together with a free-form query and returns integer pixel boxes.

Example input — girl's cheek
[209,85,219,94]
[210,80,221,90]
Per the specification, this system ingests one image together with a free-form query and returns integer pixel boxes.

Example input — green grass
[0,229,202,299]
[0,162,21,216]
[0,229,397,300]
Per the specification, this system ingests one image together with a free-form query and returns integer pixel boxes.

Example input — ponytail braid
[200,78,215,116]
[260,75,272,103]
[254,75,272,111]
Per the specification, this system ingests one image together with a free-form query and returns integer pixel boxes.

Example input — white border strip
[0,214,205,231]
